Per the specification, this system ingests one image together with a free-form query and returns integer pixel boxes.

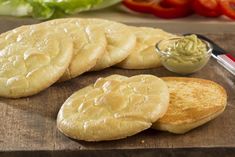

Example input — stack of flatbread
[0,18,176,98]
[0,18,227,141]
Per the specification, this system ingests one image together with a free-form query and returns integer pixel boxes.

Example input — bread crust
[152,77,227,134]
[41,18,107,81]
[57,75,169,141]
[0,24,73,98]
[117,27,176,69]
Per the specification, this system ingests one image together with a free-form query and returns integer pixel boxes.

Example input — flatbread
[57,74,169,141]
[85,19,136,71]
[152,77,227,134]
[117,27,176,69]
[43,18,107,81]
[0,24,73,98]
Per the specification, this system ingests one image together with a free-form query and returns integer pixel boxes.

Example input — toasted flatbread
[152,77,227,134]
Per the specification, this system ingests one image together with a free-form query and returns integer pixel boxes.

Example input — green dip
[161,35,210,74]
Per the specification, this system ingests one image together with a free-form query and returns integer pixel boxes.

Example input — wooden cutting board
[0,23,234,156]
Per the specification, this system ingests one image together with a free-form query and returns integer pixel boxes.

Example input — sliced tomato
[123,0,155,13]
[219,0,235,19]
[151,1,192,19]
[193,0,222,17]
[162,0,192,7]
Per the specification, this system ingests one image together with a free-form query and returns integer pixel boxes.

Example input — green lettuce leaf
[0,0,32,16]
[44,0,102,14]
[27,0,55,19]
[91,0,121,10]
[0,0,121,19]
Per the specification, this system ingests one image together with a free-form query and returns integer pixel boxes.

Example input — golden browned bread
[152,77,227,134]
[57,75,169,141]
[116,26,176,69]
[88,19,136,71]
[0,24,73,98]
[42,18,107,82]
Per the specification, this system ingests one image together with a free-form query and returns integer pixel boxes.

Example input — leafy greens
[0,0,121,19]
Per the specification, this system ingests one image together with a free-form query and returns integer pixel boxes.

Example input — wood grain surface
[0,22,235,157]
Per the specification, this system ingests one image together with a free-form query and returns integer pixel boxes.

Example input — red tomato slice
[219,0,235,19]
[193,0,222,17]
[163,0,192,7]
[123,0,155,13]
[151,1,192,19]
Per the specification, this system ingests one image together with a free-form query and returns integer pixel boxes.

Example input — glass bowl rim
[155,37,213,56]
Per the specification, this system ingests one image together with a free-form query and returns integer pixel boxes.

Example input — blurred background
[0,0,234,33]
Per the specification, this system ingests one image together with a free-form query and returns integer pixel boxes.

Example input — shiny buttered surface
[57,75,169,141]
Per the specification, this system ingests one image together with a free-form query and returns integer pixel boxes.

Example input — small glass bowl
[155,37,212,75]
